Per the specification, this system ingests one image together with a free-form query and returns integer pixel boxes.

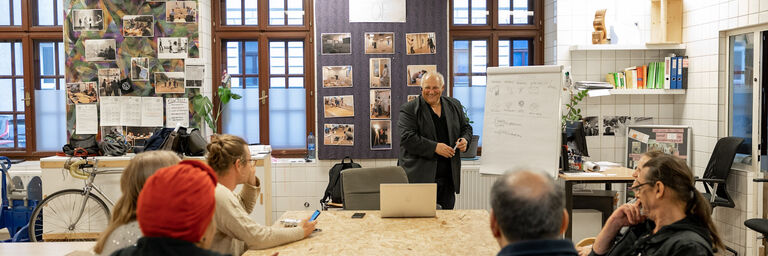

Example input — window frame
[449,0,544,156]
[213,0,314,158]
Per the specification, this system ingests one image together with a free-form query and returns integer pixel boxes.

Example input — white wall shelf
[608,89,685,95]
[569,44,685,51]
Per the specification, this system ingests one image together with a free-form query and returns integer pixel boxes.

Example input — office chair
[745,179,768,251]
[695,136,744,256]
[340,166,408,210]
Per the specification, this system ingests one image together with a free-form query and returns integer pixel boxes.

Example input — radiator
[455,167,499,210]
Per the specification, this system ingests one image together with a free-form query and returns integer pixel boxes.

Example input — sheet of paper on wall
[142,97,164,127]
[165,97,189,128]
[628,129,650,144]
[120,96,142,126]
[76,104,99,134]
[349,0,406,22]
[99,96,121,126]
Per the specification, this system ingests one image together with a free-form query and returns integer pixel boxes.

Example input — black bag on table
[143,128,175,151]
[62,134,100,156]
[99,128,130,156]
[179,128,207,156]
[321,157,362,206]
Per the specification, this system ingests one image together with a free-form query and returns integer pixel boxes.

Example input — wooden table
[244,210,500,256]
[0,241,95,255]
[558,167,635,240]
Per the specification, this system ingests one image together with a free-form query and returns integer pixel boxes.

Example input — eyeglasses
[628,182,654,193]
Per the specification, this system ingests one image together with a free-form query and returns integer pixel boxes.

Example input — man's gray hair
[420,72,445,88]
[490,169,564,241]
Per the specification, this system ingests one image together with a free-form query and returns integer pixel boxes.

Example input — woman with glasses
[206,134,317,255]
[588,154,723,256]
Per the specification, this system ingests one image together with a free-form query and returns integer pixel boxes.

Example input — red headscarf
[137,160,218,243]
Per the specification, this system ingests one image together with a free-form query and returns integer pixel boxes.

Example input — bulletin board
[625,125,691,169]
[64,0,201,142]
[315,0,448,160]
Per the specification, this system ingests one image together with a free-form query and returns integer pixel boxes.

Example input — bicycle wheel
[28,189,111,242]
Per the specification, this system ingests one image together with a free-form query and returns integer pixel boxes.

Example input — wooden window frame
[213,0,314,158]
[0,0,64,158]
[449,0,544,156]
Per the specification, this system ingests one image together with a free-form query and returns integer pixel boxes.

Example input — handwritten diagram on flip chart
[480,66,563,177]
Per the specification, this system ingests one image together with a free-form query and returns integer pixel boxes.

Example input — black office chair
[745,179,768,249]
[694,136,744,256]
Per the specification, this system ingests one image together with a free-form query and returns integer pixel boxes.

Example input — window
[0,1,65,157]
[450,0,543,150]
[215,0,313,156]
[0,41,25,150]
[728,33,753,155]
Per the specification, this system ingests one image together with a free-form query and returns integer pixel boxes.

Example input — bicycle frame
[68,163,116,230]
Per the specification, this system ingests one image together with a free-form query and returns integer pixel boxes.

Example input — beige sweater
[210,183,304,256]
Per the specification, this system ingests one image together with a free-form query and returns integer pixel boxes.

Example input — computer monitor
[565,121,589,157]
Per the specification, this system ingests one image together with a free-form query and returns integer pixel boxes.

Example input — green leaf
[232,93,242,100]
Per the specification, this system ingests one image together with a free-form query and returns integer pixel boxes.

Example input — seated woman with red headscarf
[111,160,225,256]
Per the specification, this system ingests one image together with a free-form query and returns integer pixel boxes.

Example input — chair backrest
[341,166,408,210]
[703,137,744,180]
[703,136,744,199]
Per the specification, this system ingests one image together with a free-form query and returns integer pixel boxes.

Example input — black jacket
[397,95,472,193]
[590,216,714,256]
[110,237,230,256]
[497,239,579,256]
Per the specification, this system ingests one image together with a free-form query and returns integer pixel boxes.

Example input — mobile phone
[310,210,321,221]
[351,212,366,218]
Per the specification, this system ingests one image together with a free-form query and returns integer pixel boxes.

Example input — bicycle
[28,155,120,242]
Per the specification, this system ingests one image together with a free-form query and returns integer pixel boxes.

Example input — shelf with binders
[604,56,688,91]
[569,44,685,51]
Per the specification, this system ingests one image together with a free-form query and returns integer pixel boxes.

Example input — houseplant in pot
[460,106,480,158]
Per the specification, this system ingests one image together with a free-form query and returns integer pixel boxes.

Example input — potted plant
[192,84,241,134]
[460,106,480,158]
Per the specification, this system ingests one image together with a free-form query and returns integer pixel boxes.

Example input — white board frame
[479,65,563,177]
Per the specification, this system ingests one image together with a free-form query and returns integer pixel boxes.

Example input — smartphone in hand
[310,210,321,221]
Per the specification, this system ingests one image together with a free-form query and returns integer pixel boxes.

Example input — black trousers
[435,176,455,210]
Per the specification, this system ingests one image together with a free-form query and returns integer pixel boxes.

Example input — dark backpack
[144,128,175,151]
[321,157,361,207]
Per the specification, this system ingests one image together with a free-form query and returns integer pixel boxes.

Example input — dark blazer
[398,95,472,193]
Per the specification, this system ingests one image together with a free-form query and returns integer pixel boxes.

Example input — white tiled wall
[681,0,768,254]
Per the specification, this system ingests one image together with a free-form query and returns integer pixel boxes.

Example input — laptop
[380,183,437,218]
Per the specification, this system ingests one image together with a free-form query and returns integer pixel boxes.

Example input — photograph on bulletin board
[369,89,391,119]
[371,120,392,150]
[321,33,352,55]
[131,57,151,81]
[185,64,204,88]
[369,58,391,88]
[157,37,189,59]
[72,9,104,31]
[322,66,353,88]
[324,124,354,146]
[405,32,436,55]
[122,15,154,37]
[66,82,99,105]
[406,65,437,86]
[364,32,395,54]
[84,39,116,61]
[154,72,185,94]
[407,95,418,102]
[166,1,198,23]
[97,69,121,97]
[323,95,354,118]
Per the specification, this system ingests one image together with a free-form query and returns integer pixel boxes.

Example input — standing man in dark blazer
[398,72,473,209]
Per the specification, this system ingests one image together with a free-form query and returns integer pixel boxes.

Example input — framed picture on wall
[323,95,354,118]
[154,72,185,94]
[321,33,352,55]
[364,32,394,54]
[369,58,391,88]
[72,9,104,31]
[370,120,392,150]
[406,65,437,86]
[405,32,436,55]
[324,124,354,146]
[369,89,391,119]
[123,15,154,37]
[322,66,353,88]
[84,39,116,61]
[166,1,197,23]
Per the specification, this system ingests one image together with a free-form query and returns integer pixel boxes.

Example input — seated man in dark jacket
[111,161,227,256]
[490,170,578,256]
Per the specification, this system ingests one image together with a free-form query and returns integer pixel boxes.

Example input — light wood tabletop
[558,166,635,181]
[244,210,500,256]
[0,241,95,255]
